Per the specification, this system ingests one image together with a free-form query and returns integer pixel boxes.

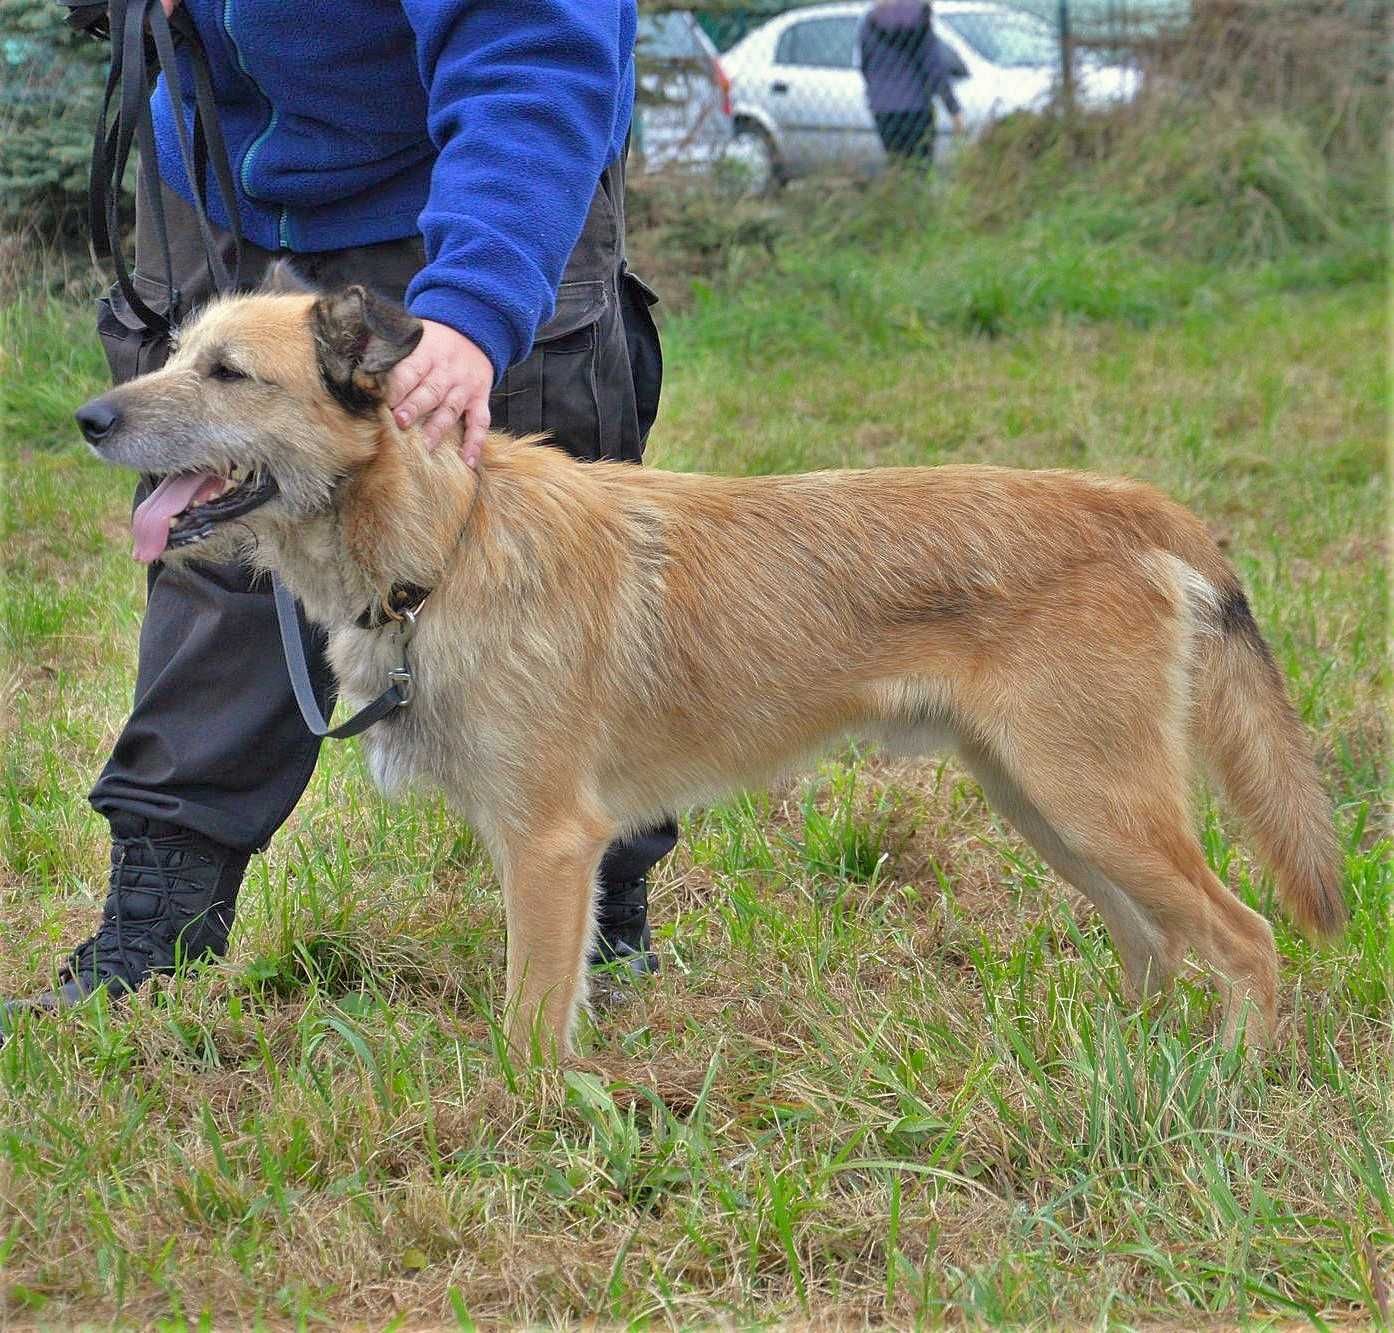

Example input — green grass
[1,149,1389,1325]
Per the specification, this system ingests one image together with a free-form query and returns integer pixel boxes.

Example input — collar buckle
[395,604,421,645]
[360,585,430,633]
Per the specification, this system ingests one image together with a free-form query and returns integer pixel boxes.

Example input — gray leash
[271,573,417,739]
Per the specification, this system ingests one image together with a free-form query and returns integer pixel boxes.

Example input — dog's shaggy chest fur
[82,286,1346,1060]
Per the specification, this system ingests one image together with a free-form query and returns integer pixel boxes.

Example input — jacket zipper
[220,0,291,250]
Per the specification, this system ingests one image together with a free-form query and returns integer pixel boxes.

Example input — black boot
[591,876,659,977]
[11,815,248,1016]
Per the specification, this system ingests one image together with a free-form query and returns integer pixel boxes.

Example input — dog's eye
[208,361,249,383]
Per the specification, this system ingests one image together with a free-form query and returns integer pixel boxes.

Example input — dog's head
[76,266,424,565]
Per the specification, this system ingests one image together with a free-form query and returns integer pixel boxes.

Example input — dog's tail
[1190,578,1346,937]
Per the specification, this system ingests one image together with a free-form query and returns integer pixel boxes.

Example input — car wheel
[724,123,781,196]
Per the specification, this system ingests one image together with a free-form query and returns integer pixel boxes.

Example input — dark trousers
[874,110,936,162]
[89,170,678,889]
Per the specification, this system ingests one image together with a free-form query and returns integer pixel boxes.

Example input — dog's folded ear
[260,259,316,296]
[312,286,424,413]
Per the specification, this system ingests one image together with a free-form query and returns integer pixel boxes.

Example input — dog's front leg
[495,808,616,1062]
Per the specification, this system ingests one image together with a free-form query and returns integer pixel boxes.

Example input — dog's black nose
[75,397,120,445]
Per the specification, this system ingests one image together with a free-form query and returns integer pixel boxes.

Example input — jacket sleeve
[400,1,629,379]
[926,37,963,117]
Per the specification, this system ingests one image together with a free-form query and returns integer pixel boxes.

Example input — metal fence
[2,0,1383,224]
[632,1,1388,189]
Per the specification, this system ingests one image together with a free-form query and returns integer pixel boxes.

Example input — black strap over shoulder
[87,0,241,332]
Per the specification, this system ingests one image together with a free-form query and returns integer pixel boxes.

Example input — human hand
[384,319,493,468]
[162,0,180,13]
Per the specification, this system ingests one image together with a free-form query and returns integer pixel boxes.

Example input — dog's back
[476,442,1342,1001]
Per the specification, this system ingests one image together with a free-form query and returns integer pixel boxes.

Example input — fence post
[1058,0,1076,119]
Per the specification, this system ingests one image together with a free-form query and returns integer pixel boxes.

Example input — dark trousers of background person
[88,166,679,887]
[874,109,936,162]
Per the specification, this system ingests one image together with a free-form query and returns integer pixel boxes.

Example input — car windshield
[939,11,1058,68]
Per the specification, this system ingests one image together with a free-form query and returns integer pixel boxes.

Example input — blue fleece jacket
[151,1,636,378]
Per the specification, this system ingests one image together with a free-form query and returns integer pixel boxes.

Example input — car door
[768,14,879,174]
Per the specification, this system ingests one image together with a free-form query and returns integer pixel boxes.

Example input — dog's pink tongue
[131,472,223,563]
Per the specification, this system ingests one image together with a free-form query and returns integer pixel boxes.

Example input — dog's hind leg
[955,570,1280,1046]
[963,749,1177,1002]
[968,729,1278,1046]
[1071,813,1277,1047]
[494,805,617,1062]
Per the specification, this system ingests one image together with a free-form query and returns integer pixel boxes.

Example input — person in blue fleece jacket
[11,0,676,1021]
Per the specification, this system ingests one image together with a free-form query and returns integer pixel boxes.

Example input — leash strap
[89,0,242,332]
[271,573,415,740]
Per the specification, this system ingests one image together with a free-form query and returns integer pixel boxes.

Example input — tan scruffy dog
[73,271,1345,1059]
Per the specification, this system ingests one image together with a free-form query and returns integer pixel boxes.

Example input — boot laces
[62,830,224,990]
[596,877,648,934]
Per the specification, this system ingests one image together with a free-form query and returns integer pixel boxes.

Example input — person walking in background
[860,0,968,163]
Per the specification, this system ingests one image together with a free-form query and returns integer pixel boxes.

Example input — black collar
[350,470,480,630]
[354,582,432,631]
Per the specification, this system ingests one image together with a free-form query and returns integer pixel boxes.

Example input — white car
[723,1,1140,189]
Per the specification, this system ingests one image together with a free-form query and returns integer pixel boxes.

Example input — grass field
[1,141,1390,1326]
